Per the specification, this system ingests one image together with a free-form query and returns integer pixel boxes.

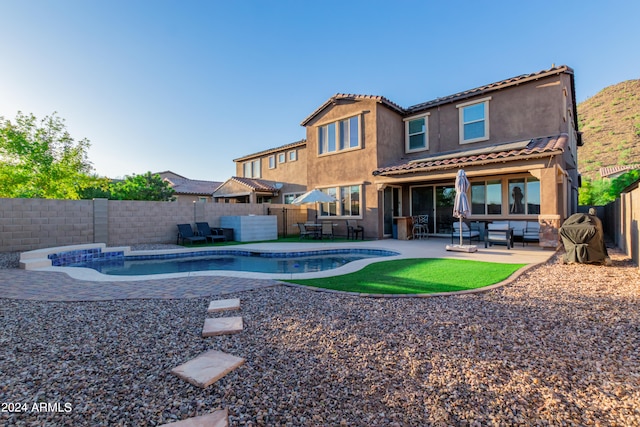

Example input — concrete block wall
[1,198,94,252]
[0,198,306,252]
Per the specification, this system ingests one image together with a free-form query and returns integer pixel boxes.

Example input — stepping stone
[207,298,240,313]
[159,408,228,427]
[171,350,245,389]
[202,317,243,337]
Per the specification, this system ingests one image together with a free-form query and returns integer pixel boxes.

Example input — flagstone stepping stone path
[169,298,246,425]
[159,408,228,427]
[207,298,240,313]
[202,316,244,337]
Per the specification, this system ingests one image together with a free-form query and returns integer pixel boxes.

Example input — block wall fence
[0,198,307,253]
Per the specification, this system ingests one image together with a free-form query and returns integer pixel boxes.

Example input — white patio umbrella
[292,189,337,221]
[453,169,471,247]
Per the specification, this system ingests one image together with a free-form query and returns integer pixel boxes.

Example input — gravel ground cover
[1,247,639,426]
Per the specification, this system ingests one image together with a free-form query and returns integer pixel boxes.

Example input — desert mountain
[577,79,640,180]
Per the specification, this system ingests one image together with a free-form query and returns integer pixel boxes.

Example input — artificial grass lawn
[285,258,527,294]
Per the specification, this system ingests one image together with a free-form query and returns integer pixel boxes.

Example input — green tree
[0,112,106,199]
[578,170,640,206]
[109,172,175,201]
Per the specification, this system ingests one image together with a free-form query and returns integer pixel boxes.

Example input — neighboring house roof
[300,65,576,126]
[157,171,222,195]
[599,164,640,179]
[213,177,280,197]
[372,134,569,176]
[233,139,306,163]
[166,177,222,195]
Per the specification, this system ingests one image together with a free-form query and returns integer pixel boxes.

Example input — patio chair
[522,222,540,246]
[321,222,334,240]
[195,222,226,243]
[297,223,316,239]
[485,223,513,249]
[177,224,207,245]
[346,220,364,240]
[451,221,480,245]
[412,215,429,240]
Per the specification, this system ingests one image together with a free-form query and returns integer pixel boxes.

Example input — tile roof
[230,177,279,192]
[233,139,306,162]
[300,65,574,125]
[372,134,569,176]
[165,177,222,195]
[300,94,405,126]
[599,164,640,178]
[405,65,573,114]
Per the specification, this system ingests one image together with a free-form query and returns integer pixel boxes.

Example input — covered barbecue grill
[559,212,610,264]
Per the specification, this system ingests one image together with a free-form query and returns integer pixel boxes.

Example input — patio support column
[539,166,561,249]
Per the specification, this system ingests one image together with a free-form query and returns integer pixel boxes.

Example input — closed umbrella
[453,169,471,246]
[445,168,477,252]
[292,189,337,221]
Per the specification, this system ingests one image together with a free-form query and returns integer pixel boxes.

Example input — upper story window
[268,155,276,169]
[318,115,360,155]
[288,150,297,161]
[278,153,286,163]
[243,159,261,178]
[404,113,429,153]
[457,97,491,144]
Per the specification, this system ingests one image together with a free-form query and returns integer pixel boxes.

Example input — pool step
[202,317,243,337]
[159,408,228,426]
[207,298,240,313]
[171,350,245,389]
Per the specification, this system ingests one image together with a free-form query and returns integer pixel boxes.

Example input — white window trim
[317,114,362,156]
[288,150,297,161]
[278,153,286,164]
[268,155,276,169]
[283,192,304,204]
[404,112,430,153]
[457,96,491,145]
[316,184,363,219]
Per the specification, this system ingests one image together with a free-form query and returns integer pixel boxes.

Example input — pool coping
[19,240,556,283]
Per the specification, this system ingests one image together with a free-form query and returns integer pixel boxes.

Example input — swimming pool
[69,249,399,275]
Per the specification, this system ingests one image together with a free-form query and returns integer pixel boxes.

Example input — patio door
[383,186,401,236]
[411,184,455,234]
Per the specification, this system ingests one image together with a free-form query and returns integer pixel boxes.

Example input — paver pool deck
[3,239,554,301]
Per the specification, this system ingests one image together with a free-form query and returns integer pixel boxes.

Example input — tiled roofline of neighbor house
[233,139,307,163]
[300,65,578,133]
[372,134,569,177]
[229,177,279,192]
[599,164,640,178]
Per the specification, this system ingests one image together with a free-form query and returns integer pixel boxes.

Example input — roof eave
[373,150,565,177]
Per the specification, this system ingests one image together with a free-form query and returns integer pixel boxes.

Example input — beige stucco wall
[234,145,308,203]
[399,76,572,163]
[304,98,384,237]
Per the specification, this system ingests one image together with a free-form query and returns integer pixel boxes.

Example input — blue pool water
[70,249,398,275]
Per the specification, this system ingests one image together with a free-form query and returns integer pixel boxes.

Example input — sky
[1,1,638,182]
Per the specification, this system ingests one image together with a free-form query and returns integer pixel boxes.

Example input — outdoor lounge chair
[347,220,364,240]
[522,222,540,246]
[195,222,226,243]
[485,223,513,249]
[177,224,207,245]
[451,221,480,245]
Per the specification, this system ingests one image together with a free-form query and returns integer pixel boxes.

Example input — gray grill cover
[559,213,609,264]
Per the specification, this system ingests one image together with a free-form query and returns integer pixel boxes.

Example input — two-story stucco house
[299,65,580,244]
[213,140,307,203]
